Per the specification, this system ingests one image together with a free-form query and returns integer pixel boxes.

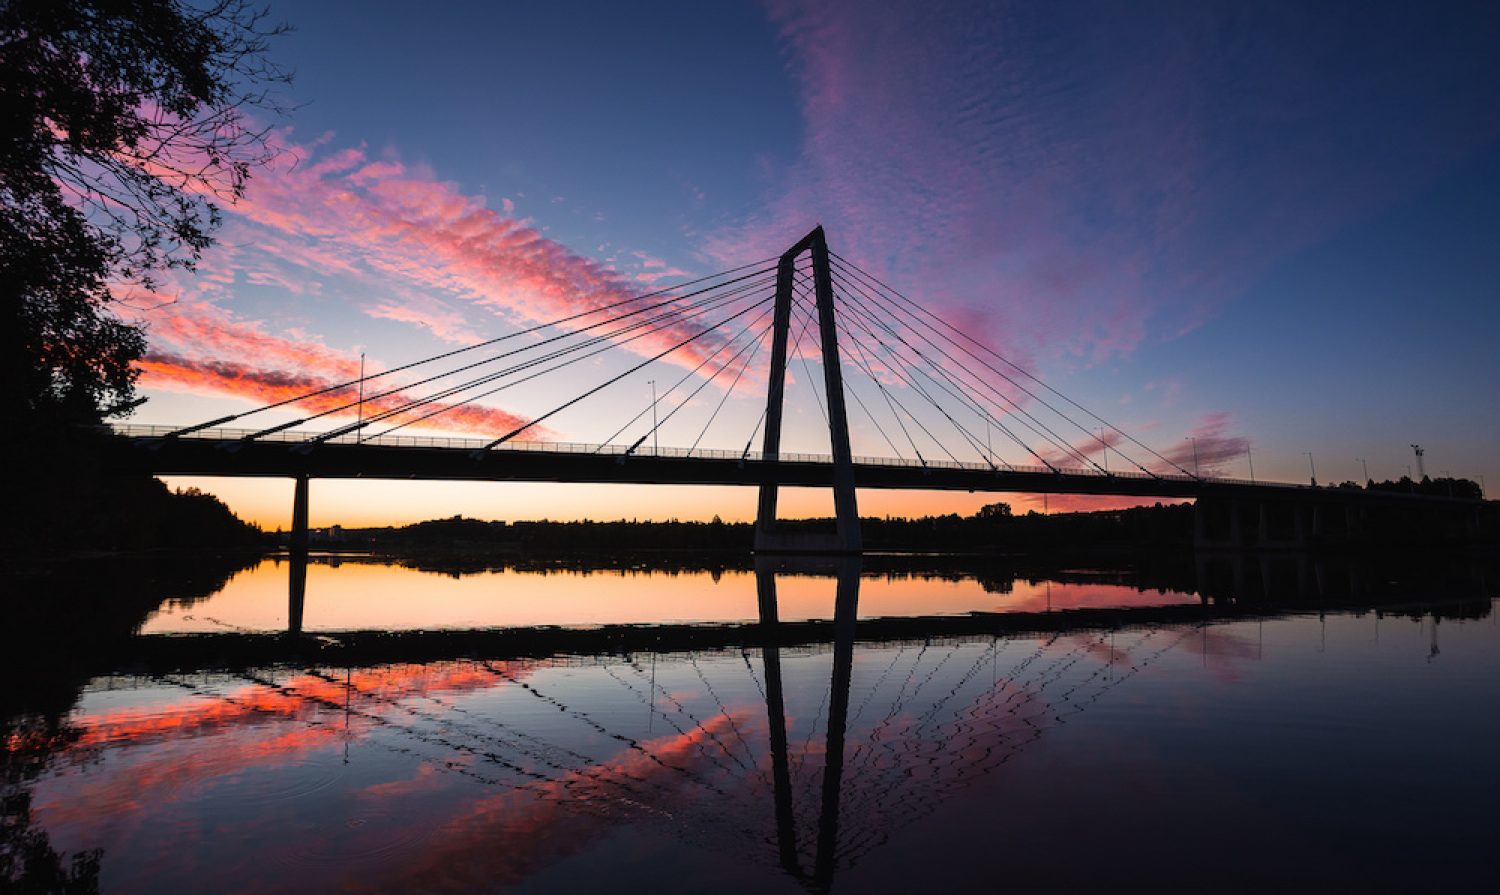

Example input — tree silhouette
[1,0,290,424]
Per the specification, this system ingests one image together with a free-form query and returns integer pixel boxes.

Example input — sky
[132,0,1500,529]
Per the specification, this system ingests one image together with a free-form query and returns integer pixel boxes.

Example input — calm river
[4,552,1497,892]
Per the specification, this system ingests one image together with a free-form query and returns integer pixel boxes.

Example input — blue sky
[137,0,1500,525]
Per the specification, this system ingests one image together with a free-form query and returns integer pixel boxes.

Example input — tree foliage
[1,0,289,423]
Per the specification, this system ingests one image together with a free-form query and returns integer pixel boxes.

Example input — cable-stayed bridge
[109,227,1483,553]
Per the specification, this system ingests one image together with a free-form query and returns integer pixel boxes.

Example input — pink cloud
[206,134,750,370]
[367,296,484,344]
[138,353,541,438]
[137,301,544,438]
[144,300,359,377]
[1159,412,1251,477]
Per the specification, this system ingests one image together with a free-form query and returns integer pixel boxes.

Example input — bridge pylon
[755,227,863,554]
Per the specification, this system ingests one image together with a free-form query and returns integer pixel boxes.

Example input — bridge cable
[688,319,772,455]
[245,267,776,441]
[803,272,993,468]
[827,302,930,466]
[165,257,777,436]
[831,253,1195,478]
[735,289,824,461]
[784,296,911,462]
[788,269,937,464]
[789,283,830,428]
[803,297,928,466]
[481,295,776,449]
[605,306,778,456]
[830,266,1083,470]
[835,296,1018,471]
[362,282,771,441]
[288,268,777,441]
[812,282,1002,469]
[835,289,1077,473]
[740,406,768,461]
[834,268,1116,475]
[832,270,1098,473]
[282,270,776,441]
[319,274,777,441]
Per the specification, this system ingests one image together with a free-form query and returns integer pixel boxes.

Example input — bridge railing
[110,423,1266,487]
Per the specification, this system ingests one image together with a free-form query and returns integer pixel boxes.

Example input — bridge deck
[105,425,1473,506]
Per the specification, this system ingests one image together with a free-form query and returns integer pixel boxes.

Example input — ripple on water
[217,749,348,809]
[283,803,437,870]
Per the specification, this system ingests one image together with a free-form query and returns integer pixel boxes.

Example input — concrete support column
[1193,501,1211,549]
[288,473,309,636]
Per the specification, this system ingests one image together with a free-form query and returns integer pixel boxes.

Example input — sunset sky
[133,1,1500,528]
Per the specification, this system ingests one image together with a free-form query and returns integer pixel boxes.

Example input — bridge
[109,227,1486,554]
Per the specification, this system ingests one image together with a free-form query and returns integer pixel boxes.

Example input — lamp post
[649,380,658,455]
[1305,451,1316,486]
[356,351,365,444]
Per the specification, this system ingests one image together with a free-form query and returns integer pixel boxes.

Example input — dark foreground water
[4,552,1498,893]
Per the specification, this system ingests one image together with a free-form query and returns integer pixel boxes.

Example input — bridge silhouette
[109,227,1483,555]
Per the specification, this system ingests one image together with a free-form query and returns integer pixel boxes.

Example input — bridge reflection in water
[758,556,860,890]
[228,553,1486,891]
[13,554,1496,893]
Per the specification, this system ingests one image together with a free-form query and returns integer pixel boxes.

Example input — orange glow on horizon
[160,475,1170,529]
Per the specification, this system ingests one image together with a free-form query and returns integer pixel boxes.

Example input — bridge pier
[1198,495,1370,551]
[1193,497,1254,550]
[288,473,309,636]
[755,226,862,554]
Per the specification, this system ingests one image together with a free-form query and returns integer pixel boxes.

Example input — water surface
[4,553,1497,892]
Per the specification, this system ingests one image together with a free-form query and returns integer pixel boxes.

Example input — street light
[1305,451,1317,486]
[355,351,366,444]
[648,379,658,455]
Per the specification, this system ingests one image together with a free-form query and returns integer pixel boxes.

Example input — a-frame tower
[754,227,862,554]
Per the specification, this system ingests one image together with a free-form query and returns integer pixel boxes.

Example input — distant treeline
[1330,475,1483,500]
[318,501,1196,555]
[7,426,263,555]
